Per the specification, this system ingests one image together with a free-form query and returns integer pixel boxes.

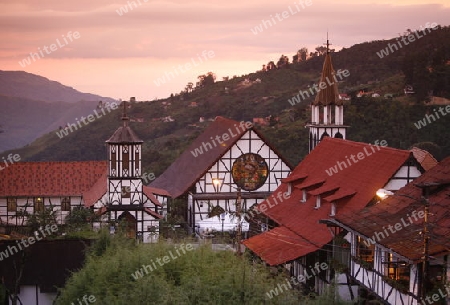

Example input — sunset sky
[1,0,449,101]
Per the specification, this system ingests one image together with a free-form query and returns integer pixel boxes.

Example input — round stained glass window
[231,153,268,191]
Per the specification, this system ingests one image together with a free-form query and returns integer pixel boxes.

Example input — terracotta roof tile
[410,147,438,171]
[144,208,163,219]
[143,186,162,206]
[83,173,107,207]
[243,226,319,265]
[336,157,450,261]
[244,137,415,265]
[0,161,106,197]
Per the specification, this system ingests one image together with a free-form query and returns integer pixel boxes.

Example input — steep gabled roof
[312,52,343,106]
[150,116,292,198]
[335,157,450,262]
[0,161,106,197]
[244,137,417,265]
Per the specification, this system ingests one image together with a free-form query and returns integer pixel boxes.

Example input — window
[314,196,321,209]
[61,197,71,211]
[301,189,307,203]
[122,146,129,173]
[34,197,44,212]
[356,236,375,268]
[111,149,117,172]
[7,197,17,212]
[121,186,131,198]
[384,252,410,281]
[330,202,336,216]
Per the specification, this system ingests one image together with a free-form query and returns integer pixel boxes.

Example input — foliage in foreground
[55,235,299,304]
[55,234,350,305]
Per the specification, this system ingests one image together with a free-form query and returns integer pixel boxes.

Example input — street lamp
[220,212,225,235]
[212,178,243,256]
[375,188,394,199]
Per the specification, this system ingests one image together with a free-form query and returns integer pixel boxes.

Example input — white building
[150,116,292,234]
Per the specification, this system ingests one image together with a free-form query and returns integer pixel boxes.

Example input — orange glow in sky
[0,0,449,100]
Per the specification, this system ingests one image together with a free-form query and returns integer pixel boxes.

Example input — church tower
[106,101,144,208]
[306,39,348,152]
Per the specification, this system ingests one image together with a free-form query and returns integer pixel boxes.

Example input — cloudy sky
[1,0,449,101]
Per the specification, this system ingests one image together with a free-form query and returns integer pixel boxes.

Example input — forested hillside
[1,26,449,176]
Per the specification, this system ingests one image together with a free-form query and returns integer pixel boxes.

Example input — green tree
[197,72,216,87]
[55,235,301,304]
[64,206,99,238]
[26,207,58,235]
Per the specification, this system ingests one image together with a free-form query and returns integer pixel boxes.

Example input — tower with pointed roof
[306,38,348,152]
[106,101,144,207]
[104,100,162,241]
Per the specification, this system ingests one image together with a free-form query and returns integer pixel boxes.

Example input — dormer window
[314,196,321,209]
[330,202,336,216]
[301,189,307,203]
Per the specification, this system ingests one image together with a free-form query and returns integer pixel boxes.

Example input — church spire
[306,36,349,152]
[122,100,129,127]
[313,35,342,106]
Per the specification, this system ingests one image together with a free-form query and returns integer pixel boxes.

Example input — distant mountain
[2,26,449,171]
[0,71,116,153]
[0,70,115,103]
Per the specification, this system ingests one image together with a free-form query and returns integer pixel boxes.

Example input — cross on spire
[324,31,332,54]
[122,100,129,127]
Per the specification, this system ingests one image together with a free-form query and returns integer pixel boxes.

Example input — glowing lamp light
[376,189,394,200]
[212,178,221,187]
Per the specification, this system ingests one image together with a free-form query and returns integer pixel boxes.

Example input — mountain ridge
[1,26,449,173]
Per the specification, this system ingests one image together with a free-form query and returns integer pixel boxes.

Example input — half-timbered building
[243,137,432,296]
[242,42,439,299]
[0,102,162,242]
[324,157,450,305]
[150,116,292,234]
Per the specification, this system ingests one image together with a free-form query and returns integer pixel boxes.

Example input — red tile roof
[335,157,450,262]
[0,161,107,197]
[0,160,162,210]
[83,173,108,206]
[244,227,319,266]
[244,137,416,265]
[145,186,170,197]
[143,186,162,207]
[144,208,163,219]
[410,147,438,171]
